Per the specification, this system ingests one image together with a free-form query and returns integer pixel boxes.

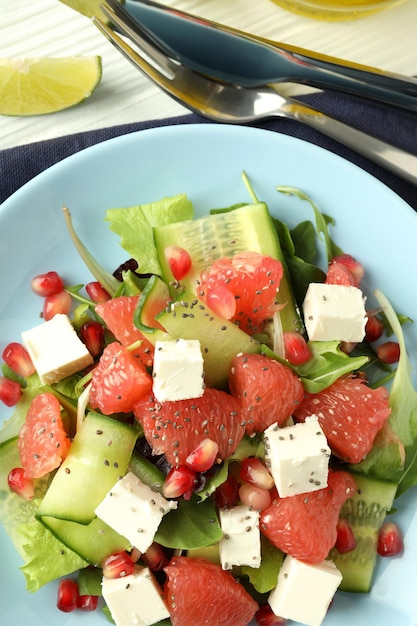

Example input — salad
[1,173,417,626]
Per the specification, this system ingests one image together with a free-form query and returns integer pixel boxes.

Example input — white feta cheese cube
[264,416,330,497]
[303,283,366,342]
[95,472,177,552]
[268,556,342,626]
[152,338,204,402]
[219,504,261,570]
[21,313,93,384]
[102,566,170,626]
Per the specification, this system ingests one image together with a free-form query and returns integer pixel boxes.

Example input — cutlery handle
[281,100,417,186]
[270,43,417,112]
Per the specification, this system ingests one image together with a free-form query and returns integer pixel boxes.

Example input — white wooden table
[1,0,417,149]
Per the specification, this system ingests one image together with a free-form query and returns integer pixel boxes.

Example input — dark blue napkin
[1,90,416,209]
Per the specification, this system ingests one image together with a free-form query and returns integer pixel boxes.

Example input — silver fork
[93,8,417,187]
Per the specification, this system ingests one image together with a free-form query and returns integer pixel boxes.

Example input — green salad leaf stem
[63,206,120,297]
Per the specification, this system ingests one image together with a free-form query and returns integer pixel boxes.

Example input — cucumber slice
[37,412,139,525]
[153,202,302,333]
[331,472,397,593]
[42,515,130,565]
[155,290,261,388]
[135,275,171,333]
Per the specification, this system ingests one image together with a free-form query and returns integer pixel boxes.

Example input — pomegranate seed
[329,253,364,287]
[365,314,384,343]
[0,377,22,406]
[215,475,240,509]
[283,331,312,365]
[102,551,135,579]
[256,604,287,626]
[31,271,65,297]
[377,522,404,557]
[239,482,271,511]
[57,579,79,613]
[7,467,35,500]
[2,342,35,377]
[185,438,219,472]
[163,465,197,499]
[142,542,169,572]
[43,290,72,321]
[164,245,192,281]
[77,594,99,611]
[240,458,274,490]
[376,341,400,364]
[205,285,237,320]
[335,518,357,554]
[80,321,105,357]
[85,281,111,303]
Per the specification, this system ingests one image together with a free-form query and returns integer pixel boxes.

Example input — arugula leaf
[106,194,193,276]
[276,187,344,262]
[272,216,326,308]
[262,342,369,394]
[155,496,222,550]
[296,341,369,393]
[285,257,326,310]
[291,220,318,264]
[78,565,103,596]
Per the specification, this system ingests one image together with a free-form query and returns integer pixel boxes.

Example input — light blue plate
[1,124,416,626]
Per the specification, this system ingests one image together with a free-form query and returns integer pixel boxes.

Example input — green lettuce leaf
[0,373,40,444]
[0,437,86,591]
[17,520,88,592]
[106,194,194,276]
[351,291,417,496]
[241,536,284,594]
[375,290,417,447]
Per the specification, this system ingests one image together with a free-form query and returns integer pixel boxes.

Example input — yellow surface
[270,0,407,20]
[58,0,124,19]
[0,56,102,116]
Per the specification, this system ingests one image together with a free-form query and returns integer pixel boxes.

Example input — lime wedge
[0,56,102,116]
[58,0,124,19]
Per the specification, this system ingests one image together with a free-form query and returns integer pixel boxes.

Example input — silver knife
[122,0,417,111]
